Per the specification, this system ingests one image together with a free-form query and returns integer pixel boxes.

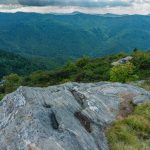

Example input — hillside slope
[0,49,60,78]
[0,50,149,100]
[21,50,150,87]
[0,13,150,60]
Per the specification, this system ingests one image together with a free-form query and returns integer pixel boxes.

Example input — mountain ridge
[0,12,150,61]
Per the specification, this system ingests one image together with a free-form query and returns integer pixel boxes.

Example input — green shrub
[3,73,22,93]
[140,80,150,91]
[110,62,139,83]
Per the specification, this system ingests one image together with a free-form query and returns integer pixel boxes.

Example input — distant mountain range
[0,12,150,62]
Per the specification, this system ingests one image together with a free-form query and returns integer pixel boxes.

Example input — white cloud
[0,0,149,14]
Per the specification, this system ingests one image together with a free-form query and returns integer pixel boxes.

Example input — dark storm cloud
[17,0,131,7]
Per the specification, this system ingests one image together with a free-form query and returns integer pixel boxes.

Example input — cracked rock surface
[0,82,150,150]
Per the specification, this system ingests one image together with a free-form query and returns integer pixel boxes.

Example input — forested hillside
[0,49,60,78]
[21,50,149,87]
[0,13,150,61]
[0,50,149,98]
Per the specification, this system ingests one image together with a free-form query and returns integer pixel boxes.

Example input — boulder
[0,82,150,150]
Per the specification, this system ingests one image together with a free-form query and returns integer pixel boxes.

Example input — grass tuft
[106,103,150,150]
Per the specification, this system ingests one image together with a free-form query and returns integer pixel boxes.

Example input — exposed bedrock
[0,82,150,150]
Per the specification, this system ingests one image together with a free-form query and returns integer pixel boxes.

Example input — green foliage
[26,71,51,87]
[0,50,149,97]
[106,103,150,150]
[110,62,139,83]
[3,73,22,93]
[134,103,150,121]
[132,50,150,79]
[0,49,60,79]
[76,57,90,68]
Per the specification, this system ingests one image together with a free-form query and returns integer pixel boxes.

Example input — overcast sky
[0,0,149,14]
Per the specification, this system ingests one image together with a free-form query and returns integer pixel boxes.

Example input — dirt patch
[117,92,137,119]
[28,144,41,150]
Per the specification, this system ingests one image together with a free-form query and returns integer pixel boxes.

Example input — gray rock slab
[0,82,150,150]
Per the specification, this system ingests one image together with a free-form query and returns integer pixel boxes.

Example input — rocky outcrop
[0,82,150,150]
[111,56,133,66]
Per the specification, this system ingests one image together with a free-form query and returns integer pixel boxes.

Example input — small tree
[110,62,139,83]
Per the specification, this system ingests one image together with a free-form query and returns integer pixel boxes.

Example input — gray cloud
[0,0,18,4]
[0,0,132,7]
[0,0,150,15]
